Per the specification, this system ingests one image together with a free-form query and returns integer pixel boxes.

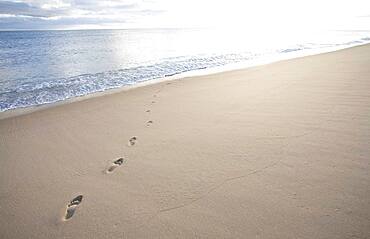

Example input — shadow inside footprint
[64,195,83,221]
[146,110,151,113]
[146,120,153,126]
[128,136,137,146]
[107,157,125,173]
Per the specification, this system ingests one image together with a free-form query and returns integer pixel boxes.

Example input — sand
[0,44,370,239]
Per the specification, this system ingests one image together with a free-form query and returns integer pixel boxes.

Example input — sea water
[0,28,369,112]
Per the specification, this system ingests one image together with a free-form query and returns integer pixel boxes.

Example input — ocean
[0,28,369,112]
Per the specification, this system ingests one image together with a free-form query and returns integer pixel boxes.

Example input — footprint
[128,136,137,146]
[146,110,151,113]
[64,195,83,221]
[107,157,126,173]
[151,101,155,104]
[153,94,157,98]
[146,120,153,127]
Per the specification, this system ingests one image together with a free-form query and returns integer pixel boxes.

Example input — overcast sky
[0,0,369,30]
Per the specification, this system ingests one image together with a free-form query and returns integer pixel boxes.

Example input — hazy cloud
[0,1,67,17]
[0,0,166,29]
[0,0,369,30]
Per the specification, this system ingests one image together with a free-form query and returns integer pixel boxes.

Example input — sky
[0,0,369,30]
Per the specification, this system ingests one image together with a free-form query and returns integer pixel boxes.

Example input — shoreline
[1,42,369,120]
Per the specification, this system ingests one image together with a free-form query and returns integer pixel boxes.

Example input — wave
[1,37,369,112]
[0,52,261,111]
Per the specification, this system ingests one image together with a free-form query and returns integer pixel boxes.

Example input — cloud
[0,0,369,30]
[0,0,166,29]
[0,1,67,17]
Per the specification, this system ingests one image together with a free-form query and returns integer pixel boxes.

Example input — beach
[0,43,369,238]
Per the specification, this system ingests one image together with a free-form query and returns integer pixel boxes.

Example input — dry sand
[0,44,370,239]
